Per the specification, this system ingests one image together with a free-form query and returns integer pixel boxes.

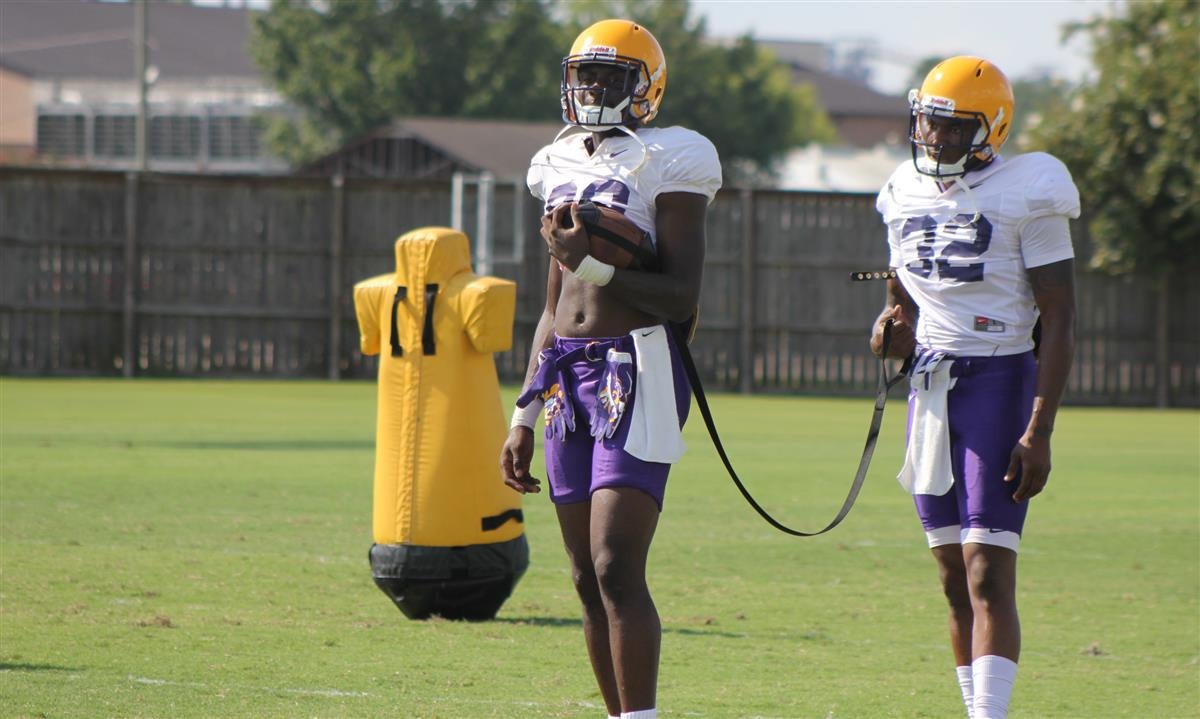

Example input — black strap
[587,224,660,271]
[670,319,908,537]
[480,508,524,531]
[422,284,438,355]
[389,286,407,357]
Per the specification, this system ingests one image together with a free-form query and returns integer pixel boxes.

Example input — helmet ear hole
[996,122,1009,139]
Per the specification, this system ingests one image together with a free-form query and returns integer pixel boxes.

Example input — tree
[251,0,833,175]
[1029,0,1199,276]
[249,0,565,164]
[1029,0,1198,408]
[1008,73,1073,151]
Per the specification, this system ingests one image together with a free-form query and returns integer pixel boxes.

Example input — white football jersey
[876,152,1080,356]
[527,126,722,247]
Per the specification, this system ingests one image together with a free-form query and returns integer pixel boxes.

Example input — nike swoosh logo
[987,528,1008,534]
[639,330,655,337]
[609,149,628,158]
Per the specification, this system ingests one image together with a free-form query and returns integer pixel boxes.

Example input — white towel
[896,353,957,495]
[623,325,687,464]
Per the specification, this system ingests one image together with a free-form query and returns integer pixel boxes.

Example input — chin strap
[609,124,648,172]
[952,176,982,223]
[542,123,649,174]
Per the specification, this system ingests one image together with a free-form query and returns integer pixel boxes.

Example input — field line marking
[127,678,599,708]
[130,676,369,698]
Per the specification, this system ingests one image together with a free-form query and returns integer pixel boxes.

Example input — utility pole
[126,0,149,378]
[134,0,148,171]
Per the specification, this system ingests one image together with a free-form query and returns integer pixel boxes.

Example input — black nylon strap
[480,508,524,531]
[389,286,407,357]
[671,319,908,537]
[587,224,660,270]
[422,284,438,355]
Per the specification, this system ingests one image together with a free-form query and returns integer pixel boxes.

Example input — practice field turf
[1,378,1197,718]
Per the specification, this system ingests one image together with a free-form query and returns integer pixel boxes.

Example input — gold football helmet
[561,19,667,130]
[909,56,1014,178]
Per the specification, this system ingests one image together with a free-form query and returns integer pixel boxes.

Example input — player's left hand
[870,304,915,359]
[541,203,589,271]
[1005,432,1051,502]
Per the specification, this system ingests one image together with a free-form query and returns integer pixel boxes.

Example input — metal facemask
[908,90,998,179]
[561,57,646,132]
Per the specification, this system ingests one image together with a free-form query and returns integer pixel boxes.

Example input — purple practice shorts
[912,351,1037,537]
[542,331,691,510]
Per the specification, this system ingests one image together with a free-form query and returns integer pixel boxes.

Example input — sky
[690,0,1113,93]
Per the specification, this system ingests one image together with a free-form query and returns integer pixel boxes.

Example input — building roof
[755,39,831,73]
[315,117,566,180]
[0,0,259,80]
[388,117,562,178]
[791,64,908,119]
[0,59,34,78]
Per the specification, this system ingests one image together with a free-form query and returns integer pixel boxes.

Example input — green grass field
[1,378,1197,718]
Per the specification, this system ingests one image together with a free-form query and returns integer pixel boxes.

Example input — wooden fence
[2,167,1197,406]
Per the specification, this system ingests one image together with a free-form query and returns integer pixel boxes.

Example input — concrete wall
[0,68,35,148]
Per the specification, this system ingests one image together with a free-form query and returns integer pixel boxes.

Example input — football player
[499,18,721,719]
[870,57,1078,719]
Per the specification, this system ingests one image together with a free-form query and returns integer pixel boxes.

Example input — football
[567,201,659,271]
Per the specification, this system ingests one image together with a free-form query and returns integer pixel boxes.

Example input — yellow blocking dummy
[353,226,528,620]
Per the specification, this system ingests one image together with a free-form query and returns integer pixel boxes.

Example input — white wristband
[571,255,615,286]
[511,398,544,430]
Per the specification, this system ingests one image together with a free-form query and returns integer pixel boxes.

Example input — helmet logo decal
[923,95,956,112]
[583,44,617,58]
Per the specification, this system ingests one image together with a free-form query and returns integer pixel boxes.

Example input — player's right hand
[500,427,542,495]
[871,304,915,359]
[540,204,588,272]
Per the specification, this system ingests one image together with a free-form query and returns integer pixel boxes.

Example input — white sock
[621,710,657,719]
[956,665,975,718]
[972,655,1017,719]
